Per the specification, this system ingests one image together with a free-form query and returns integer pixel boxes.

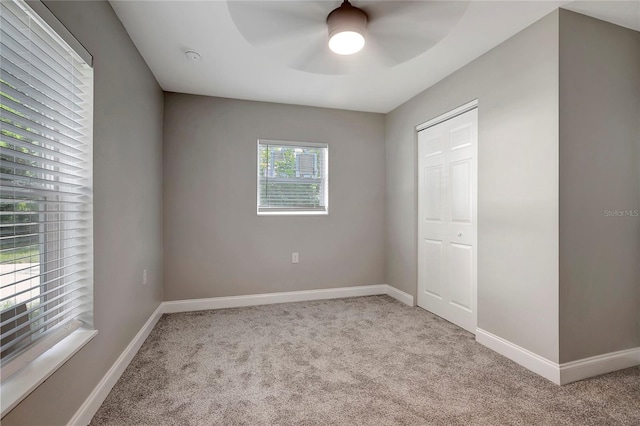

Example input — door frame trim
[416,99,479,132]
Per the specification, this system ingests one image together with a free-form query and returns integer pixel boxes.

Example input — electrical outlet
[143,269,148,285]
[292,252,299,264]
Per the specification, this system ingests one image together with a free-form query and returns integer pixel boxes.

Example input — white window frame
[0,0,96,416]
[257,139,329,216]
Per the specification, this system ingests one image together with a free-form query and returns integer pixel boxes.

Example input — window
[0,0,93,400]
[258,140,328,215]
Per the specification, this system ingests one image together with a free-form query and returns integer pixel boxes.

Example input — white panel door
[417,107,477,333]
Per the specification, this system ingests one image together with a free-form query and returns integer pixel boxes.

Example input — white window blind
[258,140,328,214]
[0,0,93,373]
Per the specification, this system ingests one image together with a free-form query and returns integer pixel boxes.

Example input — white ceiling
[109,1,640,113]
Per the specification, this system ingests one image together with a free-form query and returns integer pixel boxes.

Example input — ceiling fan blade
[365,1,469,65]
[228,1,329,47]
[288,37,351,75]
[362,0,439,22]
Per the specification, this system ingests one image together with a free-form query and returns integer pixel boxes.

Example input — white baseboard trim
[69,284,414,425]
[476,328,561,384]
[385,285,414,306]
[67,304,164,426]
[476,328,640,385]
[560,347,640,385]
[163,284,391,314]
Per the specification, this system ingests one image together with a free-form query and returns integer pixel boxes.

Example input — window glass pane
[258,141,328,213]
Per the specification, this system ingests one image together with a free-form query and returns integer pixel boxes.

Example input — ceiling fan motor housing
[327,0,368,40]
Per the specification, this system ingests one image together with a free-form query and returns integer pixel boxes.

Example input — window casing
[0,0,93,387]
[257,140,328,215]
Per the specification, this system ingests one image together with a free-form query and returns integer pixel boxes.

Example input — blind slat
[0,71,83,122]
[1,119,86,155]
[0,170,85,190]
[1,82,84,129]
[0,210,85,217]
[0,228,88,243]
[0,143,83,173]
[0,3,90,74]
[0,299,87,353]
[0,252,86,278]
[0,196,86,206]
[1,107,84,149]
[1,156,85,181]
[1,95,84,139]
[0,20,86,89]
[0,184,89,200]
[0,48,84,104]
[0,28,86,96]
[0,264,88,299]
[1,131,86,165]
[0,244,88,265]
[0,283,81,328]
[0,218,88,230]
[1,165,83,187]
[0,284,84,331]
[0,237,88,255]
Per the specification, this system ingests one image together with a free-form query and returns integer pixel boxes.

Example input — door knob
[457,232,462,237]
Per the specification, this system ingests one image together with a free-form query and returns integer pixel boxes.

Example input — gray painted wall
[2,1,164,425]
[163,94,386,301]
[558,10,640,363]
[386,12,560,362]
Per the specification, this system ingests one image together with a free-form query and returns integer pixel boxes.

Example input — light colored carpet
[91,296,640,425]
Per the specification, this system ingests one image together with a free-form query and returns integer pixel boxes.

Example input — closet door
[417,107,477,333]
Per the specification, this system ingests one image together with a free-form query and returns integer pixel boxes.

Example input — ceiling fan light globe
[329,31,365,55]
[327,0,367,56]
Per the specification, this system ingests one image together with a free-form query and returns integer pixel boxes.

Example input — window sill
[257,211,329,216]
[0,329,97,417]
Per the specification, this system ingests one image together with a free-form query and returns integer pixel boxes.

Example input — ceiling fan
[227,1,470,75]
